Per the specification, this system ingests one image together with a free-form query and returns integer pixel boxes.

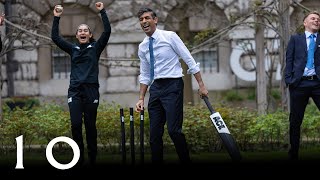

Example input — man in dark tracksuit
[51,2,111,166]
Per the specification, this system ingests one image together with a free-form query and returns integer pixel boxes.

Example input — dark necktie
[149,37,154,82]
[307,34,315,69]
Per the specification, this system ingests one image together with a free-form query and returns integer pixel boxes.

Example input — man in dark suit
[285,11,320,160]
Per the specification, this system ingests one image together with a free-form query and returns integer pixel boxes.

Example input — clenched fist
[95,2,104,11]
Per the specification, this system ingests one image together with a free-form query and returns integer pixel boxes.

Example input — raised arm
[51,5,73,54]
[95,2,112,56]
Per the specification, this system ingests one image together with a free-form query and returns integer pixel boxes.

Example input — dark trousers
[68,84,99,165]
[289,78,320,159]
[148,78,190,164]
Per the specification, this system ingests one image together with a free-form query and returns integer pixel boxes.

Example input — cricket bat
[203,96,242,161]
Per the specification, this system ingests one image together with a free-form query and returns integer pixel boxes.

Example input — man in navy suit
[285,11,320,160]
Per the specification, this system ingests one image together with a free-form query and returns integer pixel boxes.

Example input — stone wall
[0,0,316,98]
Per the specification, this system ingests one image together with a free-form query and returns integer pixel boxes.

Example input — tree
[5,0,14,98]
[278,0,291,111]
[179,16,194,105]
[188,0,298,113]
[0,15,52,121]
[255,7,267,115]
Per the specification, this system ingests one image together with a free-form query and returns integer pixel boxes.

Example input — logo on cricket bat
[210,112,230,134]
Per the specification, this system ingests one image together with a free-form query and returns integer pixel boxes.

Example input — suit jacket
[285,33,320,88]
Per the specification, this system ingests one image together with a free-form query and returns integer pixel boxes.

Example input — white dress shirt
[138,29,200,86]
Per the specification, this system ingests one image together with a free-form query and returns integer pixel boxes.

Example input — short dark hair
[303,11,320,21]
[137,7,157,19]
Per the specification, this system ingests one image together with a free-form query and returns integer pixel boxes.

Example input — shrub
[1,100,320,154]
[225,90,243,102]
[4,96,40,111]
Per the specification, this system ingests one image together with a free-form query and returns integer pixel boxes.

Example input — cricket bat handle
[203,96,216,114]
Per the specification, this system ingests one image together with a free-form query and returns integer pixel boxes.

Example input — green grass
[2,147,320,168]
[2,149,320,178]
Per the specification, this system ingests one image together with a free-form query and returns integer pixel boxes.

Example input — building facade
[0,0,318,101]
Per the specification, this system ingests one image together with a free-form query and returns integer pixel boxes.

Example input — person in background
[285,11,320,160]
[51,2,111,167]
[135,7,208,164]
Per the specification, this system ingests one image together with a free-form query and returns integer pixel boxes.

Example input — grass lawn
[1,147,320,165]
[1,148,320,178]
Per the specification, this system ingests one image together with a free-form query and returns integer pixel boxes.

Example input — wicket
[129,107,135,164]
[120,108,126,164]
[119,107,145,165]
[140,109,144,164]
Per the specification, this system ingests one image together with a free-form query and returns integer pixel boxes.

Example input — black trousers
[148,78,190,164]
[289,78,320,159]
[68,83,99,165]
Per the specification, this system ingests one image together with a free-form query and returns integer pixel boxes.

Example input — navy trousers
[289,78,320,159]
[148,78,190,164]
[68,83,99,165]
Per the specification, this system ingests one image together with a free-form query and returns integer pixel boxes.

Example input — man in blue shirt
[135,7,208,164]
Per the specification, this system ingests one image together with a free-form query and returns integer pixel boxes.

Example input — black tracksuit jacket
[51,9,111,89]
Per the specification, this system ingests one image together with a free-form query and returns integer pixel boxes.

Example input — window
[51,37,76,79]
[193,47,218,73]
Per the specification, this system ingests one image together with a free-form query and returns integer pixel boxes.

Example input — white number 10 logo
[15,135,80,170]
